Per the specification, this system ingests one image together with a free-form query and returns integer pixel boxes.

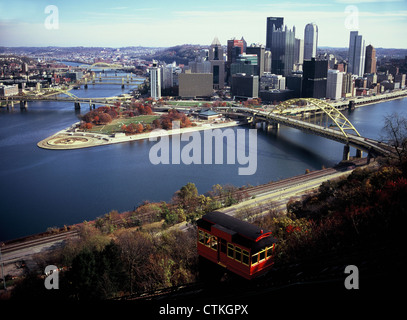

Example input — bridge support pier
[266,122,279,132]
[343,144,350,161]
[20,101,27,110]
[74,102,81,110]
[355,149,363,158]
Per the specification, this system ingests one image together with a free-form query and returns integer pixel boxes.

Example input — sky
[0,0,406,48]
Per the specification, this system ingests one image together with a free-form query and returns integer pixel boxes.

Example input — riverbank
[37,120,241,150]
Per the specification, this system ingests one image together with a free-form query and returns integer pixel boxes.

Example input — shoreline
[37,120,241,150]
[37,91,407,150]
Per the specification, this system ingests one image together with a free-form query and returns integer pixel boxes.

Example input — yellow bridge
[213,98,392,160]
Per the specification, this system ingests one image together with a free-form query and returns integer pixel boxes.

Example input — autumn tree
[98,113,112,124]
[115,230,155,294]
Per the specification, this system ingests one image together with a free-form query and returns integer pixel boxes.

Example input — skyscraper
[304,23,318,60]
[209,37,225,89]
[365,44,376,74]
[149,60,161,100]
[294,38,304,71]
[326,69,344,100]
[266,17,284,50]
[270,25,296,76]
[302,58,328,98]
[348,31,366,76]
[246,45,265,76]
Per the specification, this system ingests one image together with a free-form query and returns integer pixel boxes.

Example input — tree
[98,113,112,124]
[174,182,199,214]
[381,113,407,165]
[116,230,155,294]
[67,241,126,300]
[135,123,144,133]
[153,118,161,129]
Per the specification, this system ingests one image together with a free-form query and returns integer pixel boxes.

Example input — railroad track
[1,230,78,259]
[1,158,368,261]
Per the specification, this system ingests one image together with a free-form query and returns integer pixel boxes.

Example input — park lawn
[87,115,160,135]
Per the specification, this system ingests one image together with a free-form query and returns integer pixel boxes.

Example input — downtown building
[231,73,259,99]
[178,72,213,99]
[246,45,265,77]
[209,37,225,89]
[266,17,284,50]
[294,38,304,71]
[302,58,328,99]
[149,60,161,100]
[270,25,296,77]
[304,23,318,60]
[348,31,366,77]
[365,44,377,74]
[326,69,344,100]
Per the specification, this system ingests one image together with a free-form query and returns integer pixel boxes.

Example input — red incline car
[197,211,277,280]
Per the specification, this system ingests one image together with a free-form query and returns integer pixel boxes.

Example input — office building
[230,54,258,76]
[149,60,161,100]
[266,17,284,50]
[270,25,296,76]
[348,31,366,76]
[0,84,19,97]
[260,73,286,91]
[365,44,376,74]
[326,69,344,100]
[178,73,213,98]
[227,39,245,66]
[209,37,225,89]
[342,73,355,98]
[304,23,318,60]
[231,73,259,99]
[246,45,265,76]
[294,38,304,71]
[302,58,328,98]
[227,39,245,83]
[286,74,303,98]
[264,50,271,73]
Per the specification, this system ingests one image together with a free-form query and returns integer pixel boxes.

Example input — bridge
[0,88,131,110]
[213,98,393,160]
[78,62,133,70]
[79,76,143,89]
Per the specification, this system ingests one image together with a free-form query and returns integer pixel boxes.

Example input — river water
[0,69,406,241]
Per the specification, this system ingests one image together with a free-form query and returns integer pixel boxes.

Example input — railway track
[1,158,368,263]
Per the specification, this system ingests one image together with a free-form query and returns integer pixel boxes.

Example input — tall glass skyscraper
[266,17,284,50]
[348,31,366,77]
[304,23,318,60]
[270,25,296,77]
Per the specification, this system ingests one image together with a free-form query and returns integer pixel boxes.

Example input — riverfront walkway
[37,120,240,150]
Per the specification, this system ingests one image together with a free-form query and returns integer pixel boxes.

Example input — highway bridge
[0,88,131,109]
[212,98,393,160]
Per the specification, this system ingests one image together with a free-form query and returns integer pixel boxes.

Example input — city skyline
[0,0,406,49]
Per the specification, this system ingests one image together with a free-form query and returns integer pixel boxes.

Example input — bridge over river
[212,98,394,161]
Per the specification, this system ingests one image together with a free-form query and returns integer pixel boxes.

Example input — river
[0,69,406,241]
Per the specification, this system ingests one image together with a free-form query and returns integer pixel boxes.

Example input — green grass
[87,115,160,135]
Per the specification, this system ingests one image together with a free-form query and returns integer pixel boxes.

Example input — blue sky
[0,0,406,48]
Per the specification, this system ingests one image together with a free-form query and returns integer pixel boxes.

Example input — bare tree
[381,113,407,163]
